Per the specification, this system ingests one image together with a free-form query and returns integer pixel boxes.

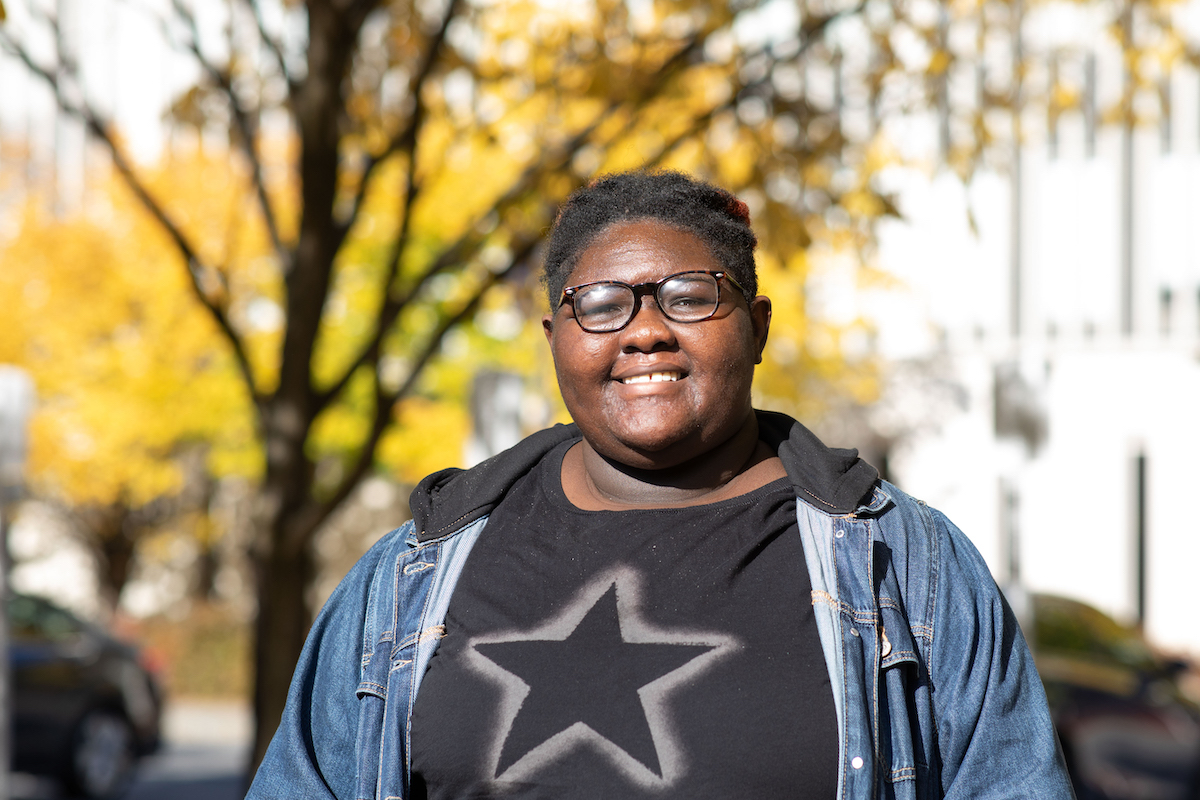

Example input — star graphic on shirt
[466,568,737,789]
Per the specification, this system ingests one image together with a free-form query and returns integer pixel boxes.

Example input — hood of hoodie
[408,409,880,542]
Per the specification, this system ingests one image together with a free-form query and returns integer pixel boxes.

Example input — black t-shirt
[411,441,838,799]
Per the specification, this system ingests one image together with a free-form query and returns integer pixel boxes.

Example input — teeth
[621,371,680,384]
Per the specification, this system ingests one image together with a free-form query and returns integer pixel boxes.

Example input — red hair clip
[724,199,744,226]
[723,195,751,226]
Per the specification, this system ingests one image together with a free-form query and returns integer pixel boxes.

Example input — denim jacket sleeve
[806,483,1074,799]
[246,525,409,800]
[923,506,1074,799]
[247,517,488,800]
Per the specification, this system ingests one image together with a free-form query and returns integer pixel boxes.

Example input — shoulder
[331,521,419,607]
[872,481,996,590]
[304,521,419,663]
[869,482,1010,656]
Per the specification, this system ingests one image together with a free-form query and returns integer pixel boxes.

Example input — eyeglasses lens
[572,284,632,331]
[573,273,721,332]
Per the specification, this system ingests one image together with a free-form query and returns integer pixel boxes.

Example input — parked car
[8,592,163,799]
[1032,593,1200,800]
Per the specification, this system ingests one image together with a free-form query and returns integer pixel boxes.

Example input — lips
[618,371,682,385]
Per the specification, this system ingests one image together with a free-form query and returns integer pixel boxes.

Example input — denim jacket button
[880,629,892,658]
[852,756,864,769]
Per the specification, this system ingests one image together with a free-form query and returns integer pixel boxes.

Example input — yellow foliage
[754,251,881,422]
[0,159,259,508]
[378,398,472,485]
[370,280,559,479]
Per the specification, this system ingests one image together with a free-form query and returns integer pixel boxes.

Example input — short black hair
[542,170,759,308]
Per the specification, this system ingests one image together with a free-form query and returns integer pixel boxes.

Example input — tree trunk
[97,527,135,613]
[245,383,320,768]
[75,504,137,616]
[250,520,315,771]
[193,544,219,601]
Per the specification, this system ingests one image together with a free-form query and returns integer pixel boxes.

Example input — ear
[749,296,771,365]
[542,312,555,344]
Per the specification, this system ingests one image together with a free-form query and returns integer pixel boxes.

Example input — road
[13,699,251,800]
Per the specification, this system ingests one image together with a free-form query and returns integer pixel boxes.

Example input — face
[543,219,771,470]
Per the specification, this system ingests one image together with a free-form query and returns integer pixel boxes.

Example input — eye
[667,294,708,308]
[575,284,632,322]
[660,276,718,315]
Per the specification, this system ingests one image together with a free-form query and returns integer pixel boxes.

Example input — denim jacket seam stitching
[832,531,852,800]
[924,505,940,675]
[814,590,878,626]
[387,556,403,655]
[403,538,443,791]
[877,596,901,611]
[881,653,918,670]
[427,510,477,540]
[393,631,419,654]
[365,629,394,661]
[919,502,941,761]
[867,521,881,793]
[850,608,878,625]
[798,486,846,512]
[359,532,405,680]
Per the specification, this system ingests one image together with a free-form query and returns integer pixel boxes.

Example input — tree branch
[312,0,466,411]
[238,0,297,102]
[169,0,289,270]
[333,0,463,253]
[641,1,864,169]
[0,31,265,413]
[309,105,602,415]
[315,232,539,525]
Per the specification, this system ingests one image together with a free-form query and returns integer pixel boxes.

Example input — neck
[562,412,784,510]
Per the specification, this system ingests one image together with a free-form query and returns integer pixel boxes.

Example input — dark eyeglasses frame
[558,270,749,333]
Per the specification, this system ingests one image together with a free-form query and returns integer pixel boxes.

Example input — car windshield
[8,594,85,642]
[1033,595,1157,671]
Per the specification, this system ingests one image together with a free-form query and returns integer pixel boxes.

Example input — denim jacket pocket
[876,602,935,799]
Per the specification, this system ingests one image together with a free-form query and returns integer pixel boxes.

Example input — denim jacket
[248,413,1074,799]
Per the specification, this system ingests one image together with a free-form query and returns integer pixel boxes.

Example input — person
[247,171,1074,799]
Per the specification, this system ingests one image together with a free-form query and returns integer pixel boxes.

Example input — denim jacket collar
[409,411,879,542]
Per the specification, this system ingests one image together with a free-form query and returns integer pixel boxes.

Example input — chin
[597,429,704,470]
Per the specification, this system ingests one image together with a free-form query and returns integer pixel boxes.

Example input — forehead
[565,219,720,287]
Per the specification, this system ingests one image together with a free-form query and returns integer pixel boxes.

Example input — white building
[871,38,1200,657]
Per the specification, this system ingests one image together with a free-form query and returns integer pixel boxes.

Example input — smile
[619,371,681,385]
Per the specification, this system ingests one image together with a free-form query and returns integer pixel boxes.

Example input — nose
[619,293,676,352]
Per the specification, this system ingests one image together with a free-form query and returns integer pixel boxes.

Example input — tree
[0,158,258,611]
[11,0,1186,771]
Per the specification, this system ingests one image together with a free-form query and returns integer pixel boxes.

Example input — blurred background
[1,0,1199,797]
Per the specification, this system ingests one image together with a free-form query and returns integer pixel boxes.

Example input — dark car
[1031,593,1200,800]
[9,593,163,799]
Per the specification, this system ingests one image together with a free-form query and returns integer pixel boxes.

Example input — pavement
[13,698,252,800]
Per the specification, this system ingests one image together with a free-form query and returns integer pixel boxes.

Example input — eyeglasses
[559,270,748,333]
